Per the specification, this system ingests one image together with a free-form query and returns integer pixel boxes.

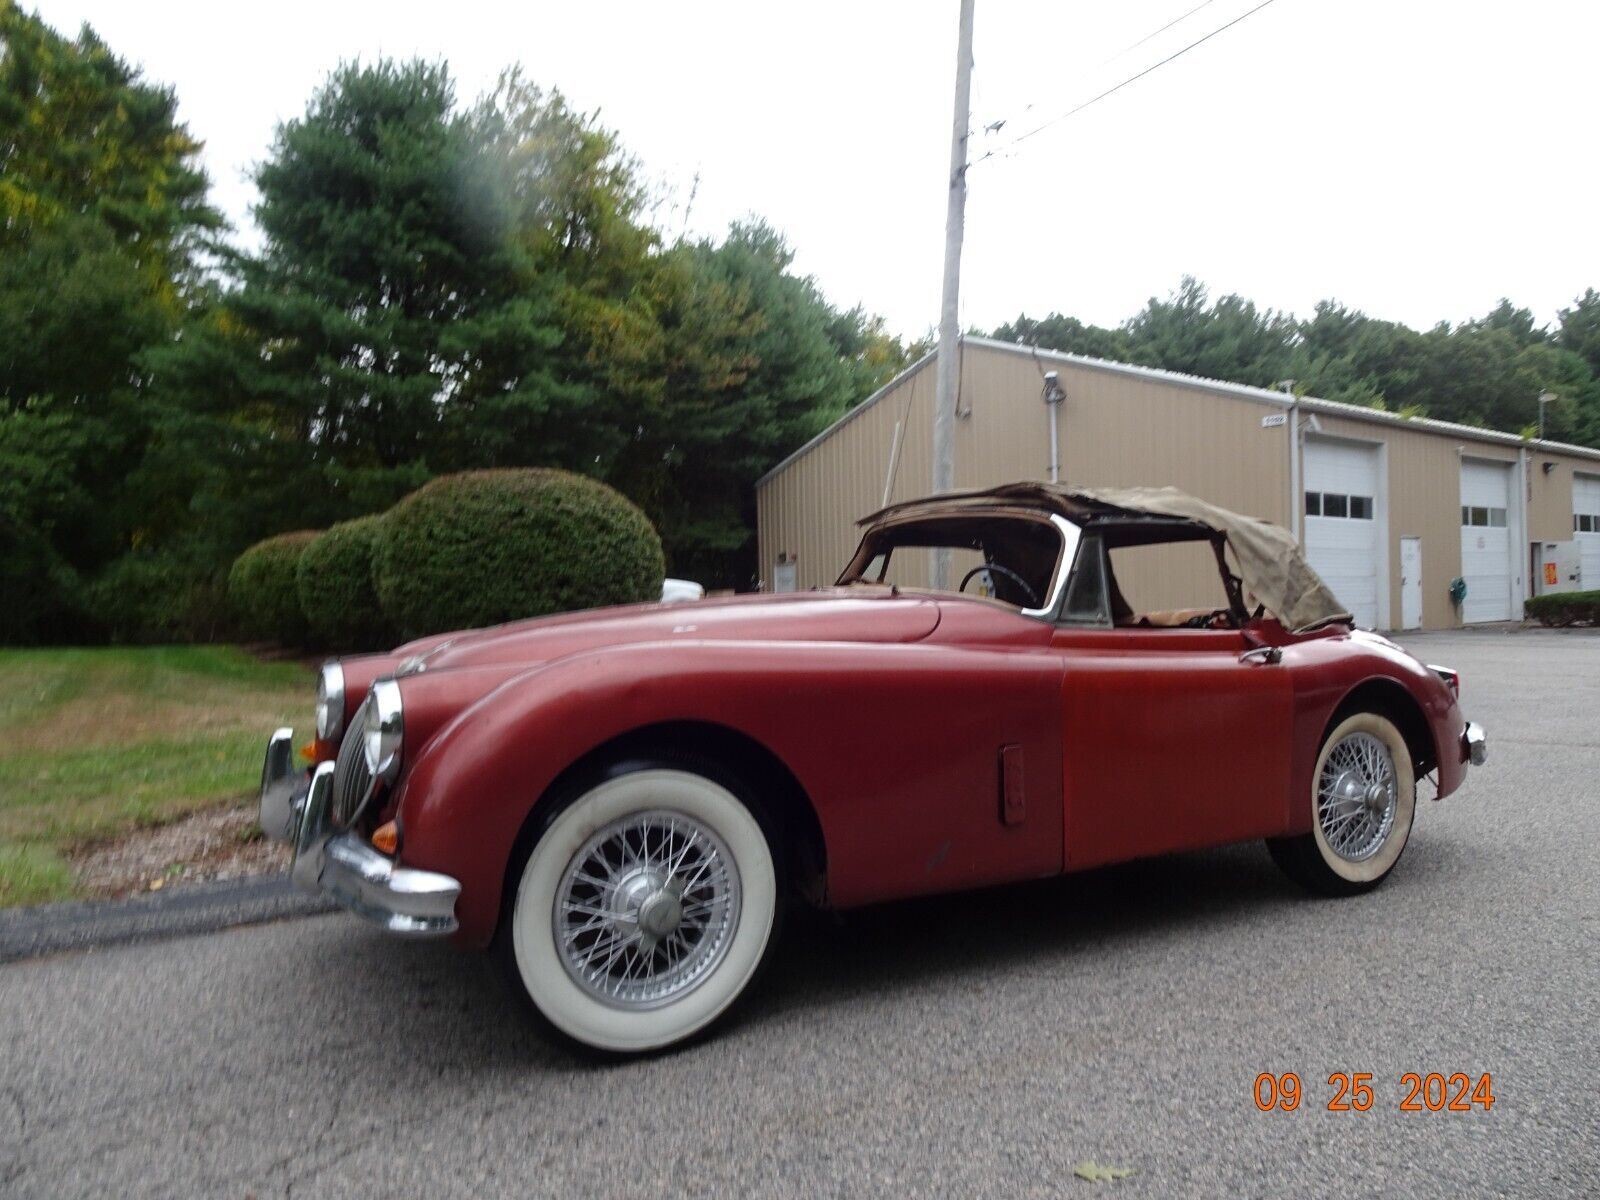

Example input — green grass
[0,646,308,906]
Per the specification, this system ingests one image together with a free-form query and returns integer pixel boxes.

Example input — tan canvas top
[862,482,1351,633]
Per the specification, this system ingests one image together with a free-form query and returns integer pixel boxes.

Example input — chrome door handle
[1239,646,1283,665]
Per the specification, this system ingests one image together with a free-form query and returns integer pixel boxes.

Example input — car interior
[1064,519,1247,629]
[840,513,1248,627]
[840,514,1063,610]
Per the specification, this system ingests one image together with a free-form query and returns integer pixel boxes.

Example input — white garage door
[1305,439,1380,628]
[1460,460,1513,623]
[1576,474,1600,590]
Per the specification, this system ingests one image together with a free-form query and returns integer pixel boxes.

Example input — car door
[1048,536,1294,871]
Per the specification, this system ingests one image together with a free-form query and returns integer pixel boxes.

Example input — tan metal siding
[757,339,1600,629]
[760,343,1289,605]
[1527,450,1588,542]
[758,364,935,591]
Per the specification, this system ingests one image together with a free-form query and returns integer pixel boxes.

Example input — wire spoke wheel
[554,809,741,1010]
[507,765,778,1052]
[1316,730,1398,862]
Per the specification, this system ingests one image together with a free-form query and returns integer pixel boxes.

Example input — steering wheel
[958,564,1040,608]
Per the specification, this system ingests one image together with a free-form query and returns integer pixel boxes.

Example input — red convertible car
[260,483,1485,1053]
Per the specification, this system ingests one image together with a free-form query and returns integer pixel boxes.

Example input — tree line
[992,278,1600,444]
[5,4,1599,645]
[0,6,916,642]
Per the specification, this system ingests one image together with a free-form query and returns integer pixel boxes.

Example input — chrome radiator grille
[331,694,375,828]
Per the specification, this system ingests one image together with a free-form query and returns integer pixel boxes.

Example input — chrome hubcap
[554,809,740,1009]
[1318,731,1398,862]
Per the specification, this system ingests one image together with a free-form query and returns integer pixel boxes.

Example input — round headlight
[363,678,404,782]
[314,662,346,741]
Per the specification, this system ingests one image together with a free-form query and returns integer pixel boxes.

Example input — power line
[974,0,1282,166]
[969,0,1221,142]
[1109,0,1223,66]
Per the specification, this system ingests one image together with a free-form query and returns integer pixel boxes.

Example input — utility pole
[931,0,974,591]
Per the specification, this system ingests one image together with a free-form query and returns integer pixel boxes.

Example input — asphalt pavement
[1,629,1595,1199]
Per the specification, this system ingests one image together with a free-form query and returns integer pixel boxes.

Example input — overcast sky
[29,0,1600,339]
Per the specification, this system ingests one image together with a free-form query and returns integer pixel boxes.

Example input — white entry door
[1305,439,1381,628]
[1460,460,1513,623]
[1399,537,1422,629]
[1575,473,1600,589]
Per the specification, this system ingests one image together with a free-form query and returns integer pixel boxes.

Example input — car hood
[398,589,943,673]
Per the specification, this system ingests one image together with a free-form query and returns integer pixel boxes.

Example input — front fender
[1282,635,1466,835]
[395,639,1065,947]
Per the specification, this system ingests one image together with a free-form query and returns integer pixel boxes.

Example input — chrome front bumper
[1462,721,1487,767]
[260,728,460,937]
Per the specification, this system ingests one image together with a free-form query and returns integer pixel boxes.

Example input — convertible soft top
[862,482,1352,633]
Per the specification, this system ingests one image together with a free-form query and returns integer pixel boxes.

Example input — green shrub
[373,469,664,637]
[228,531,321,643]
[1525,589,1600,627]
[296,514,393,651]
[90,551,230,644]
[0,519,84,645]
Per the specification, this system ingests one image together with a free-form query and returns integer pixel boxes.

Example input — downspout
[1517,444,1531,619]
[1043,371,1066,483]
[1289,397,1302,542]
[1048,404,1060,483]
[1278,381,1301,543]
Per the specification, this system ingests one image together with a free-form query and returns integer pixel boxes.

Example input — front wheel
[501,765,778,1054]
[1268,711,1416,896]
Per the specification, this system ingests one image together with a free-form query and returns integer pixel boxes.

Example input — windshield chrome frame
[1019,514,1081,622]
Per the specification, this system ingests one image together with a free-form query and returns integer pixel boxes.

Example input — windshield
[838,514,1068,612]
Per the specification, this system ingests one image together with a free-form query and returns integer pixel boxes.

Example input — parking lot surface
[1,630,1595,1198]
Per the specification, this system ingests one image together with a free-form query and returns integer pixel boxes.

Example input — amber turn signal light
[371,820,399,856]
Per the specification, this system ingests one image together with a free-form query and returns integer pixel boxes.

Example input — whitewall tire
[1269,711,1416,896]
[506,766,778,1054]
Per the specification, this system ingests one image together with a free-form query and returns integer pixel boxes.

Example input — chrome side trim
[1463,722,1487,767]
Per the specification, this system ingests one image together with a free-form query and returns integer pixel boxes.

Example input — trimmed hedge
[228,531,321,643]
[373,469,664,637]
[296,514,392,650]
[90,551,229,644]
[1525,589,1600,627]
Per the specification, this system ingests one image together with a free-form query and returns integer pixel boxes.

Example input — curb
[0,873,336,965]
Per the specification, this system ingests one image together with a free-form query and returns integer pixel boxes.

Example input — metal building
[756,337,1600,630]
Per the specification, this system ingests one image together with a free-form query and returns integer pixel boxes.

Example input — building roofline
[757,336,1600,488]
[968,337,1600,460]
[756,346,939,487]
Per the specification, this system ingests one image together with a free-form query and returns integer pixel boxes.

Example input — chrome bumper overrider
[1463,721,1487,767]
[259,729,460,936]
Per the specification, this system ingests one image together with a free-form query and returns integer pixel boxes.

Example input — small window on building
[1349,495,1373,520]
[1580,514,1595,533]
[1463,506,1471,525]
[1488,507,1507,528]
[1305,491,1322,517]
[1323,493,1348,518]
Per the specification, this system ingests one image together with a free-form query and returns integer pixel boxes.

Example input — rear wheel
[500,763,779,1054]
[1268,711,1416,896]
